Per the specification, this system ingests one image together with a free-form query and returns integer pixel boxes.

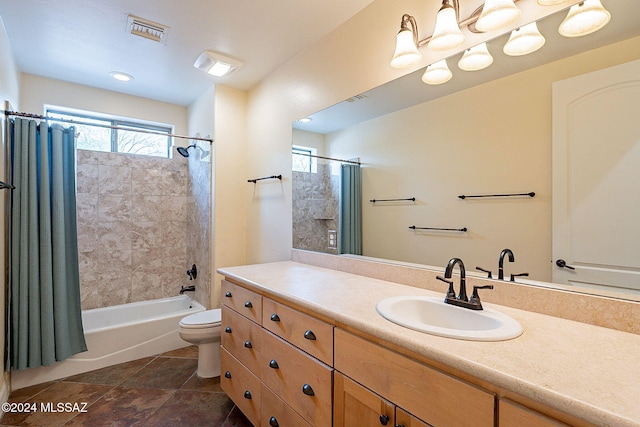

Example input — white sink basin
[376,296,523,341]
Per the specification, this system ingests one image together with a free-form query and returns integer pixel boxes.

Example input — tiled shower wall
[292,163,340,255]
[76,149,210,310]
[186,142,211,308]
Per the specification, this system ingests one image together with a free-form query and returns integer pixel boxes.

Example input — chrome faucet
[498,249,514,280]
[437,257,493,310]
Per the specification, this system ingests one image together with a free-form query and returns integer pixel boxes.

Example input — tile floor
[1,346,254,427]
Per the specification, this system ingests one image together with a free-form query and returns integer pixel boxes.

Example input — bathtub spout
[180,285,195,294]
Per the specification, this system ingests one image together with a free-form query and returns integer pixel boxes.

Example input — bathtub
[11,295,205,390]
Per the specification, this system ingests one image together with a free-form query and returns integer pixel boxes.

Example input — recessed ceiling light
[298,117,313,123]
[110,71,134,82]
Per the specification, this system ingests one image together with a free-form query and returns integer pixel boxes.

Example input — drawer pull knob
[303,330,317,340]
[225,291,232,297]
[224,371,231,379]
[302,384,315,396]
[243,390,252,400]
[269,416,279,427]
[269,359,279,369]
[244,301,253,308]
[379,414,390,425]
[270,313,280,322]
[244,340,252,349]
[224,327,232,333]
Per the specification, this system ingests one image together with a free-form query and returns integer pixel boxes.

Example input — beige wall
[211,85,248,307]
[19,74,188,140]
[0,16,19,405]
[243,0,579,265]
[323,35,640,282]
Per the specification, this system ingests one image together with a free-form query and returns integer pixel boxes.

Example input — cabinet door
[334,372,395,427]
[396,408,431,427]
[500,400,569,427]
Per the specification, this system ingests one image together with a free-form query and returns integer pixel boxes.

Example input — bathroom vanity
[218,260,640,427]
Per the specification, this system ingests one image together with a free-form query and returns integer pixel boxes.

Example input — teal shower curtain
[339,163,362,255]
[7,118,87,370]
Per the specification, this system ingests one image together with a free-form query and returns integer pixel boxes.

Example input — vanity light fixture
[458,43,494,71]
[503,22,546,55]
[390,0,612,85]
[390,0,522,69]
[558,0,611,37]
[428,0,466,51]
[422,59,453,85]
[475,0,522,32]
[193,50,243,77]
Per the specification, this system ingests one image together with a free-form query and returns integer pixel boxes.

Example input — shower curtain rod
[298,152,360,165]
[2,110,213,144]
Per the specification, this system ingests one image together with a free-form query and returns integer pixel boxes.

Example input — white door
[552,59,640,295]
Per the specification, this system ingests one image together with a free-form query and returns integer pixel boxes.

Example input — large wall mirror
[292,0,640,301]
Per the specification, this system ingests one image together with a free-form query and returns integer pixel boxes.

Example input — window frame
[292,145,318,173]
[45,107,174,158]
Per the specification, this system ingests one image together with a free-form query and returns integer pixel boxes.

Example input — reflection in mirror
[292,0,640,301]
[292,131,362,256]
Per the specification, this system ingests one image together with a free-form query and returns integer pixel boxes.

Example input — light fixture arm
[400,14,419,46]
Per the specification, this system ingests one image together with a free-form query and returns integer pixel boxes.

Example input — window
[46,108,173,158]
[292,145,318,173]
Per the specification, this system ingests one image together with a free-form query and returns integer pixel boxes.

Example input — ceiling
[0,0,375,106]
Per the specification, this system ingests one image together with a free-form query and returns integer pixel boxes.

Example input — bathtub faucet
[180,285,195,294]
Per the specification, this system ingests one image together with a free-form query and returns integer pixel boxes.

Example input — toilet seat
[179,309,222,329]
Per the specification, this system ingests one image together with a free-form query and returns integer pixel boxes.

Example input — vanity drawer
[262,298,334,365]
[221,306,262,374]
[222,279,262,324]
[260,329,333,427]
[261,383,313,427]
[335,328,494,427]
[221,348,261,427]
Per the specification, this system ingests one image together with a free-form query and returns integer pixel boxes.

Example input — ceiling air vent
[345,94,367,103]
[127,15,169,44]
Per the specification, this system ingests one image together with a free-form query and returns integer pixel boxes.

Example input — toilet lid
[180,309,222,327]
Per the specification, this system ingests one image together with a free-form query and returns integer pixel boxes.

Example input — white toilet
[178,308,222,378]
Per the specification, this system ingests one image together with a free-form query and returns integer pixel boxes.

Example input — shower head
[176,144,196,158]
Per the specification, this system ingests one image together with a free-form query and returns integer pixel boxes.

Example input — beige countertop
[218,261,640,427]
